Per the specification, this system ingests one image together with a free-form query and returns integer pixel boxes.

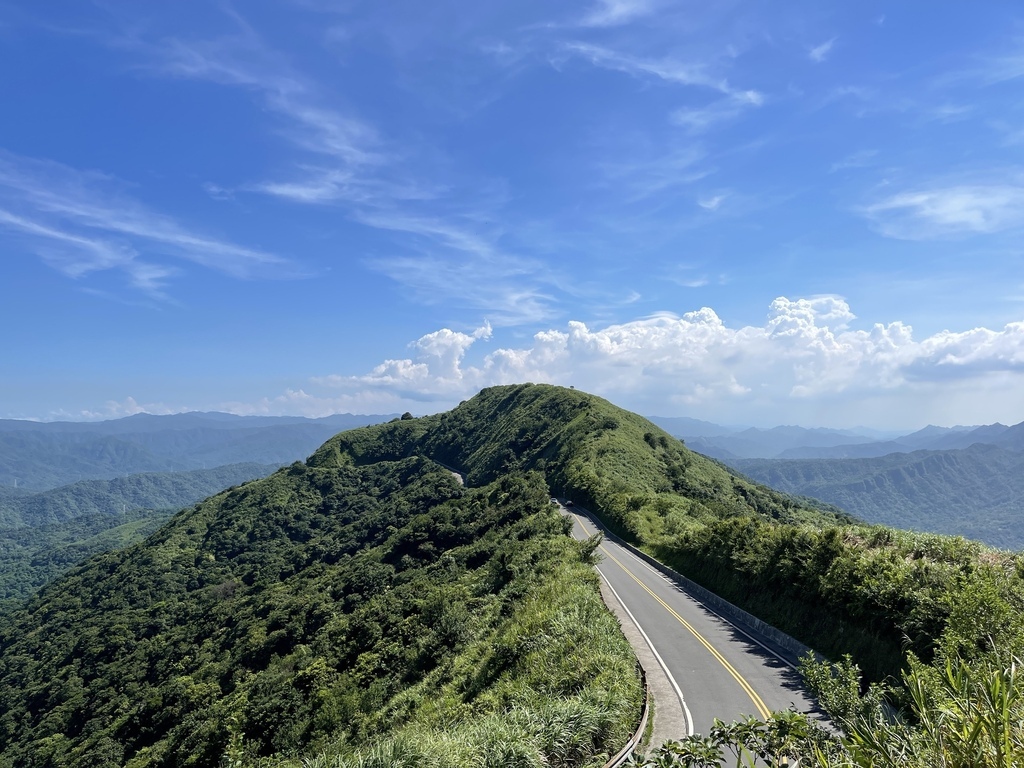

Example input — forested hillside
[316,385,1024,682]
[0,463,280,528]
[1,383,1021,766]
[734,443,1024,549]
[0,454,641,766]
[0,463,279,610]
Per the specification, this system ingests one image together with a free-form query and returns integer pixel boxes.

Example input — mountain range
[650,417,1024,460]
[648,416,1024,549]
[0,412,396,491]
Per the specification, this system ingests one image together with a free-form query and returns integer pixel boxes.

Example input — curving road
[562,502,820,741]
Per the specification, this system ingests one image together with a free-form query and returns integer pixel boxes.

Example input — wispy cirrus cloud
[132,23,563,323]
[697,193,727,211]
[808,38,836,63]
[578,0,662,28]
[0,151,285,295]
[145,33,391,202]
[559,41,763,134]
[829,149,878,173]
[671,93,763,133]
[355,210,559,325]
[863,182,1024,239]
[559,41,760,101]
[597,144,711,201]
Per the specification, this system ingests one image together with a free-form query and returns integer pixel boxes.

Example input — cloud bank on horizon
[79,297,1024,430]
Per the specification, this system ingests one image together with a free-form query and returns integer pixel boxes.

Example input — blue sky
[2,0,1024,429]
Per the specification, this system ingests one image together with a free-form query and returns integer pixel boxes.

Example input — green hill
[0,383,1021,766]
[732,444,1024,549]
[0,464,281,610]
[0,448,640,766]
[312,383,847,538]
[314,385,1024,680]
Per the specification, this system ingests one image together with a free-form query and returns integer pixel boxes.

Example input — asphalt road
[563,503,820,738]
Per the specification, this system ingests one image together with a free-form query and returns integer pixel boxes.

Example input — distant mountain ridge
[0,462,280,529]
[650,415,1024,549]
[0,463,282,609]
[650,416,1024,460]
[733,443,1024,549]
[0,411,397,491]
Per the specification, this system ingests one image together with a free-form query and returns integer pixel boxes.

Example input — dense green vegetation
[1,382,1021,765]
[317,385,1024,680]
[653,520,1024,681]
[0,464,280,611]
[734,444,1024,549]
[0,463,280,529]
[634,655,1023,766]
[312,383,846,539]
[0,453,641,767]
[0,508,173,614]
[318,384,1024,683]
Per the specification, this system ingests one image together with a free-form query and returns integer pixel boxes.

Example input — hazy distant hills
[732,444,1024,547]
[0,463,280,608]
[0,411,396,491]
[0,462,280,529]
[648,417,1024,460]
[650,416,1024,549]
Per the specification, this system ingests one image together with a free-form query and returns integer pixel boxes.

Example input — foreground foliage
[0,457,640,767]
[635,654,1024,767]
[654,517,1024,681]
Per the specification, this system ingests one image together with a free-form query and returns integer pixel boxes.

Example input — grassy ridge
[0,456,641,767]
[317,384,1024,682]
[312,384,846,539]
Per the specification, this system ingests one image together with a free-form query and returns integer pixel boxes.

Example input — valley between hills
[0,384,1021,766]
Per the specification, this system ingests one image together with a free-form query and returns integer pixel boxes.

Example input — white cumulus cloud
[303,297,1024,427]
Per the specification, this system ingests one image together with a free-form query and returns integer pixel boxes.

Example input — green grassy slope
[312,384,848,539]
[0,455,641,768]
[315,384,1024,682]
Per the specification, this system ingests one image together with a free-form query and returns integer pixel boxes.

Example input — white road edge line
[571,513,694,737]
[569,502,797,673]
[596,567,695,738]
[611,536,798,671]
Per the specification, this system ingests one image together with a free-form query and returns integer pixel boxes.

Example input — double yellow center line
[597,542,772,720]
